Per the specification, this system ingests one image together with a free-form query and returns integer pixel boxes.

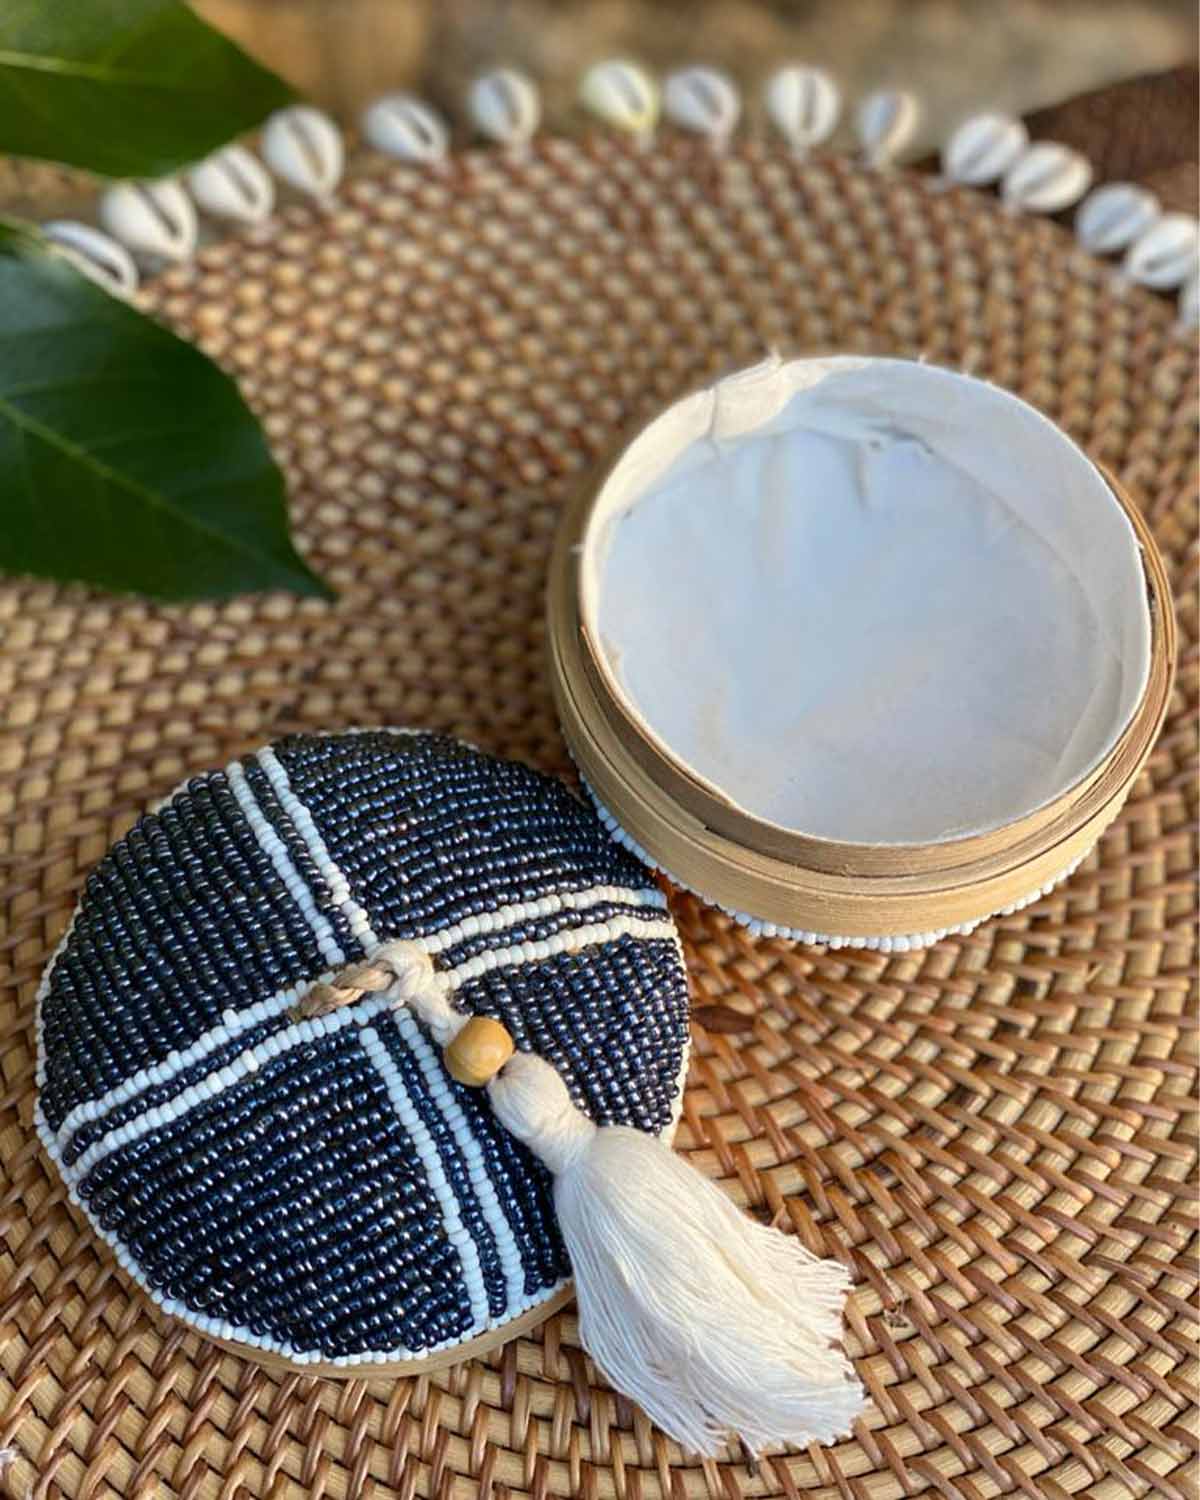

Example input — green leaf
[0,220,332,602]
[0,0,293,177]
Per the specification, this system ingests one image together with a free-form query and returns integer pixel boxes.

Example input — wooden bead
[444,1016,515,1088]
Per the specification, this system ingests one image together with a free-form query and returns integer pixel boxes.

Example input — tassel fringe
[490,1052,865,1456]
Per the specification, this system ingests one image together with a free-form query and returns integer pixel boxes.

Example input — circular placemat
[1,134,1196,1500]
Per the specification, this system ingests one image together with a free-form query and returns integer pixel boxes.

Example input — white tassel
[322,941,864,1454]
[489,1052,864,1455]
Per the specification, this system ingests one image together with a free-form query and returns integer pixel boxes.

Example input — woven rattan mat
[1,135,1197,1500]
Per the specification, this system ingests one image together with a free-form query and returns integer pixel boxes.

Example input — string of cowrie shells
[38,59,1200,327]
[0,46,1195,1500]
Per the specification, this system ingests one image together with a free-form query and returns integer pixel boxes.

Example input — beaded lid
[34,729,690,1367]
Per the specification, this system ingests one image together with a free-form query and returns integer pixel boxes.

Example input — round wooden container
[547,358,1177,949]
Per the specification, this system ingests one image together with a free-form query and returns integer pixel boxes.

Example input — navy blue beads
[36,731,690,1365]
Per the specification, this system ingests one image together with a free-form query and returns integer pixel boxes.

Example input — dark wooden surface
[911,64,1198,215]
[1023,64,1198,213]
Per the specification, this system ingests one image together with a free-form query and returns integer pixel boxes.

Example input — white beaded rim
[583,776,1110,954]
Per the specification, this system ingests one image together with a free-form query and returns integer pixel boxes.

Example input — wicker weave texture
[0,135,1196,1500]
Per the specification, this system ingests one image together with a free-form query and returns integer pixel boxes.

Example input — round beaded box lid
[34,730,690,1369]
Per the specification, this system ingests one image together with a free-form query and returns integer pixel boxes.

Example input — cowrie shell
[468,69,540,147]
[98,178,197,262]
[663,67,740,142]
[580,59,659,137]
[1122,213,1200,290]
[362,94,449,163]
[187,145,275,224]
[1001,141,1093,213]
[1075,182,1161,255]
[1178,272,1198,330]
[42,221,139,298]
[942,113,1028,186]
[856,89,920,166]
[764,66,840,153]
[261,106,344,198]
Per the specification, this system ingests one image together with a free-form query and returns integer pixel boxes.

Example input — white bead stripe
[51,761,350,1152]
[227,761,346,968]
[358,1024,491,1333]
[52,883,666,1153]
[423,883,667,957]
[256,745,381,949]
[437,914,680,992]
[255,743,671,960]
[53,976,314,1152]
[61,995,396,1184]
[389,1006,528,1313]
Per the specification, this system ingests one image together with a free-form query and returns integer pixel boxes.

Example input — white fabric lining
[584,356,1152,846]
